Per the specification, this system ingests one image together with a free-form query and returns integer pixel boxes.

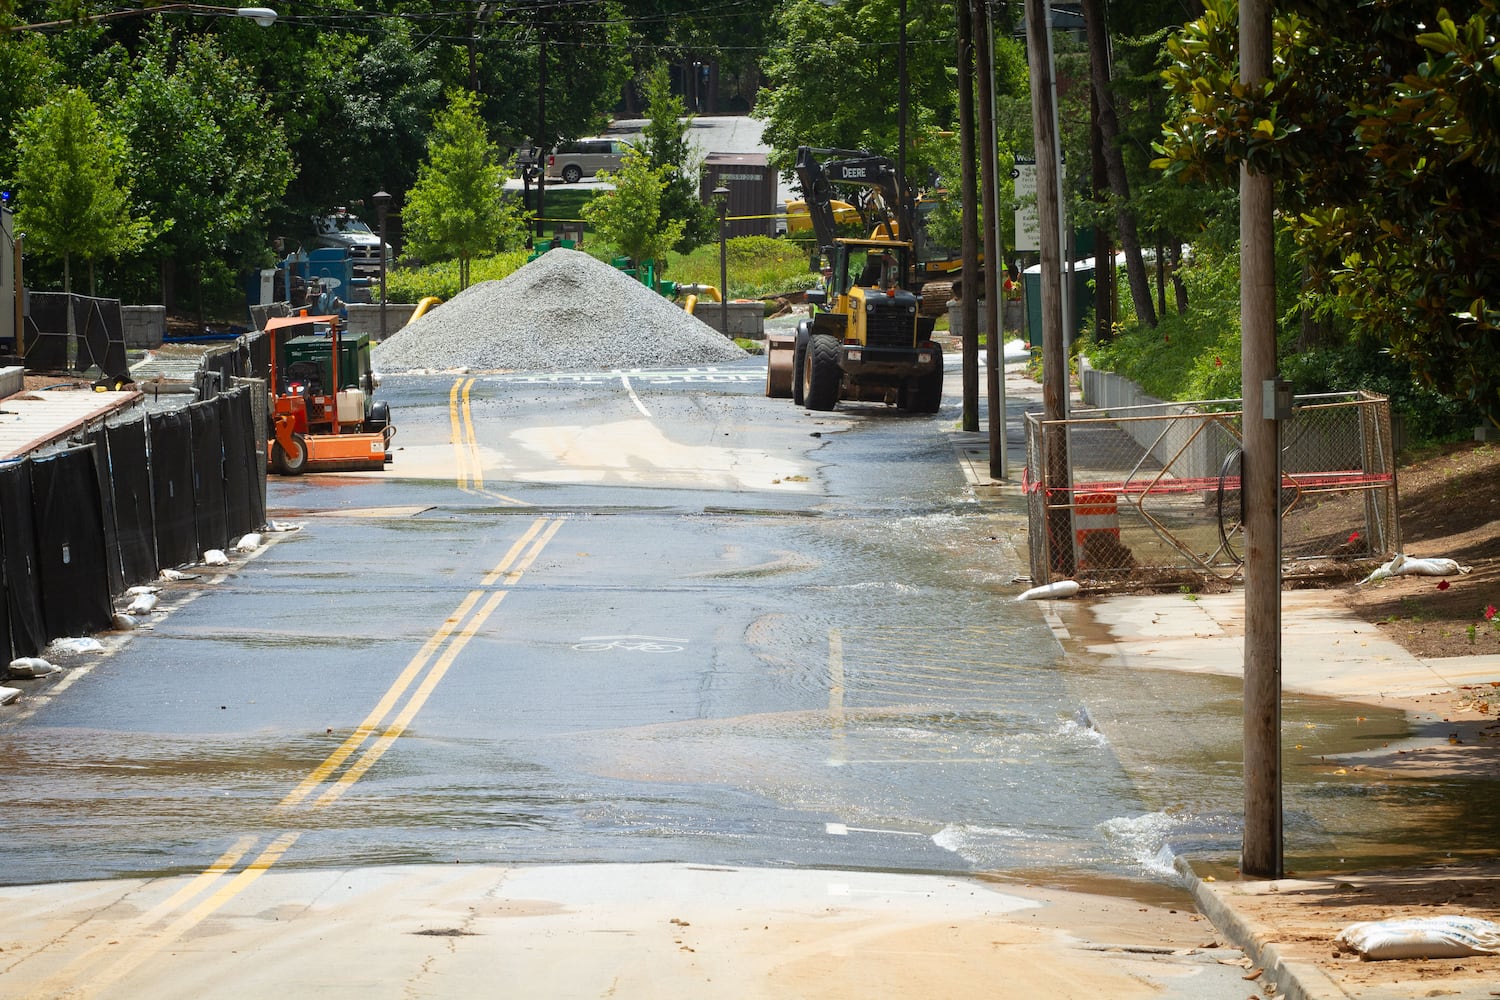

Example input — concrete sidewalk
[962,356,1500,999]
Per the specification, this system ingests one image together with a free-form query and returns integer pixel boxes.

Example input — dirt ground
[1207,863,1500,997]
[1216,440,1500,996]
[1294,439,1500,661]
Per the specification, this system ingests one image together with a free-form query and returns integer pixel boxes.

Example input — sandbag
[1334,916,1500,960]
[1015,580,1080,601]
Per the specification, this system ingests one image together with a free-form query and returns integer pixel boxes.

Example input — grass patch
[386,231,816,305]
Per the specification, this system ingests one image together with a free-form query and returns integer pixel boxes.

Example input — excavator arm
[794,146,906,259]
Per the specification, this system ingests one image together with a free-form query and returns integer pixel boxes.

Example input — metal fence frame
[1024,391,1400,586]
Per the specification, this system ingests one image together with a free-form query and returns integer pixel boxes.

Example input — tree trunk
[1081,0,1157,328]
[1170,243,1188,313]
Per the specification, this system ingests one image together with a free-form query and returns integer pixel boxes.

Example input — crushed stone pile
[372,248,749,373]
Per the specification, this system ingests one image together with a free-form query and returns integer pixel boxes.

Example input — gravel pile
[373,248,749,373]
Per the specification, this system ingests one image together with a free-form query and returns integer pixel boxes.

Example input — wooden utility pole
[957,0,980,432]
[1240,0,1283,879]
[1025,0,1073,576]
[974,0,1004,477]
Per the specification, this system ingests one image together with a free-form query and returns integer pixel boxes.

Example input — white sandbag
[0,686,20,706]
[160,568,199,581]
[8,657,59,678]
[233,532,263,552]
[1394,556,1471,577]
[126,585,160,596]
[1014,580,1080,601]
[1334,916,1500,960]
[126,592,159,615]
[49,637,103,655]
[1358,553,1406,586]
[1359,552,1473,586]
[111,613,139,631]
[202,549,229,566]
[264,520,302,533]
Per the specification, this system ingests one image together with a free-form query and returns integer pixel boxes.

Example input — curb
[1175,856,1353,1000]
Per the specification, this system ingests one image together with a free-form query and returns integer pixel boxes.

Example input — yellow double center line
[281,515,563,810]
[47,516,566,996]
[450,376,528,505]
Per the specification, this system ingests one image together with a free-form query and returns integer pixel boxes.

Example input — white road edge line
[619,374,652,418]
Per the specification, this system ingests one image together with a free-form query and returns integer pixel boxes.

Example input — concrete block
[344,302,420,341]
[695,300,764,339]
[0,365,22,399]
[121,305,165,349]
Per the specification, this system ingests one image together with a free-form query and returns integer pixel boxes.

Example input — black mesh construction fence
[0,462,44,660]
[218,390,257,539]
[83,427,125,597]
[0,384,262,654]
[73,297,129,379]
[21,293,129,379]
[21,293,69,371]
[189,401,229,553]
[104,418,158,589]
[149,408,198,569]
[30,449,113,640]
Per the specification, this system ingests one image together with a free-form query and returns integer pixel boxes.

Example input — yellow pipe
[410,296,443,321]
[679,284,722,315]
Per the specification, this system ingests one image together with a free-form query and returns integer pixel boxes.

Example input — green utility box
[1023,259,1096,347]
[283,333,371,392]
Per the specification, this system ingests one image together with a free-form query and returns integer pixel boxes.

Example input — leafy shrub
[1281,344,1480,444]
[386,250,529,302]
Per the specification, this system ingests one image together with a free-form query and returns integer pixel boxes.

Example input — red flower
[1347,531,1360,544]
[1437,580,1451,591]
[1486,605,1497,621]
[1214,356,1223,367]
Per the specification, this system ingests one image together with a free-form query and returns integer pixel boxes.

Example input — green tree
[581,147,685,269]
[473,2,632,153]
[0,27,60,189]
[116,25,292,311]
[403,89,525,290]
[636,61,714,254]
[12,87,147,293]
[1155,0,1500,423]
[755,0,960,185]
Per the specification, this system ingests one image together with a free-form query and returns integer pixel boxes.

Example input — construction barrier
[1073,492,1125,571]
[0,384,263,660]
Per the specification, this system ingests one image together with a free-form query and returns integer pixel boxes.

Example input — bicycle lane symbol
[572,635,686,653]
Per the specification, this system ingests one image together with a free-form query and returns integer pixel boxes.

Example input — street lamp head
[6,4,278,31]
[236,7,278,27]
[372,190,392,211]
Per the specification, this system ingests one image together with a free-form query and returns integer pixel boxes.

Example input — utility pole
[1240,0,1283,880]
[974,0,1004,479]
[957,0,980,433]
[535,21,548,244]
[1025,0,1074,576]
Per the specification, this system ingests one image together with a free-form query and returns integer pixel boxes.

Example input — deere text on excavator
[765,146,943,413]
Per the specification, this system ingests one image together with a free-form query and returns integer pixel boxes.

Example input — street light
[713,185,730,338]
[5,5,278,31]
[372,190,391,342]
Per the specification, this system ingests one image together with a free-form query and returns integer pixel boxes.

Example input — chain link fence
[1023,391,1399,588]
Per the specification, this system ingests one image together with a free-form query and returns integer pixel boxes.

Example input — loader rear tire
[803,334,842,411]
[792,342,806,405]
[910,344,944,414]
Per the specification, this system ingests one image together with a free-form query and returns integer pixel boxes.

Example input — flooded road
[0,361,1462,895]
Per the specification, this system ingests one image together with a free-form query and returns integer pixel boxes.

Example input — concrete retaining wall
[344,302,420,341]
[1077,358,1232,481]
[694,300,765,339]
